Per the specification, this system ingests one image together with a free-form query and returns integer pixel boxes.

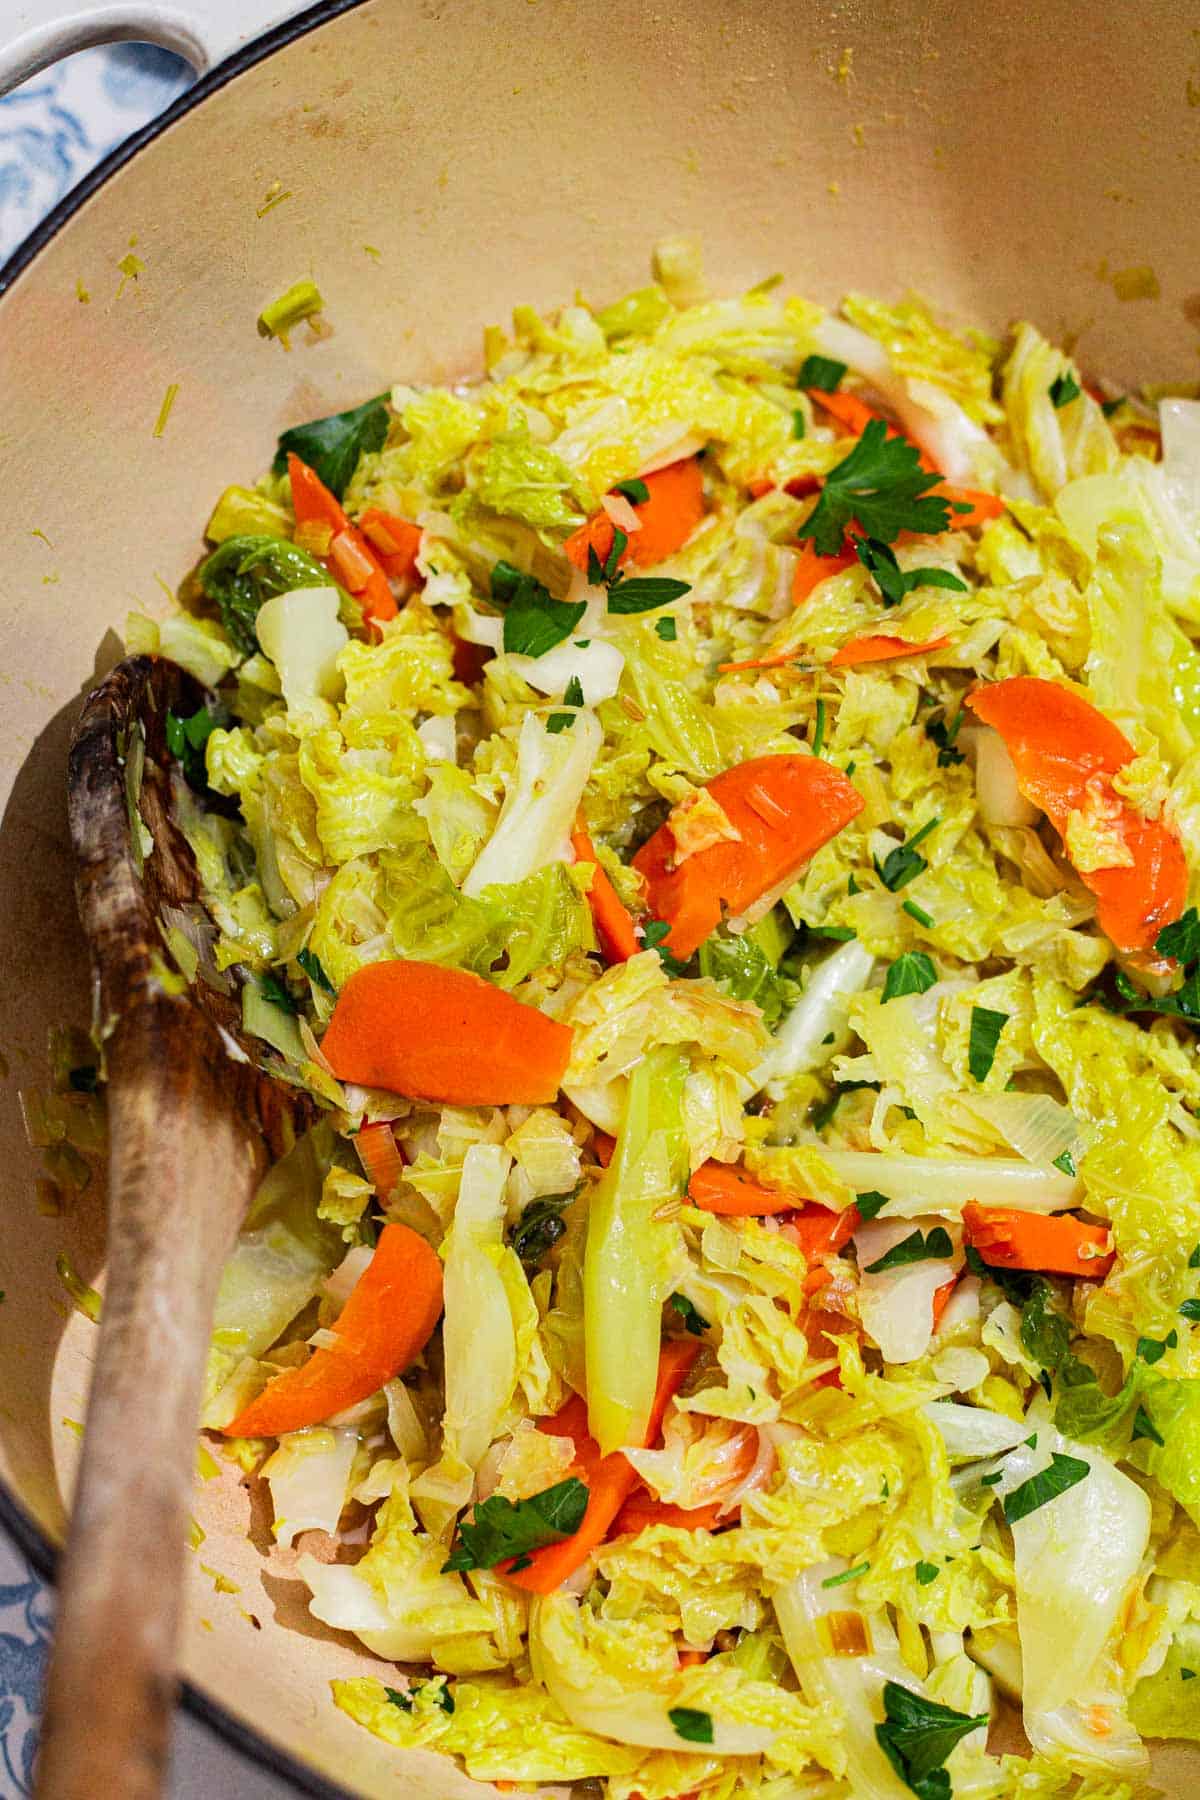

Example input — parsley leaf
[1132,1404,1165,1446]
[1191,1244,1200,1270]
[1048,371,1082,410]
[854,535,968,608]
[384,1686,412,1711]
[669,1292,710,1336]
[1157,907,1200,966]
[875,817,939,891]
[855,1189,892,1221]
[546,711,575,733]
[792,408,807,439]
[1180,1298,1200,1322]
[165,703,218,792]
[864,1227,953,1273]
[811,1079,880,1133]
[1137,1329,1178,1365]
[259,972,299,1014]
[924,705,965,767]
[613,477,650,504]
[272,393,390,498]
[491,563,587,658]
[881,950,937,1004]
[642,919,688,977]
[1052,1149,1076,1177]
[915,1561,940,1586]
[297,947,335,994]
[607,575,692,615]
[1003,1451,1090,1524]
[668,1707,714,1746]
[968,1006,1009,1083]
[563,674,585,707]
[655,616,678,642]
[875,1681,989,1800]
[442,1478,588,1572]
[800,420,952,556]
[798,353,847,392]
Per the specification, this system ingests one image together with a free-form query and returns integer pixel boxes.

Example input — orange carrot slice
[966,676,1187,952]
[222,1223,443,1437]
[357,508,422,584]
[288,452,396,626]
[793,540,859,605]
[320,960,573,1105]
[686,1161,799,1216]
[508,1340,700,1593]
[631,754,862,958]
[354,1120,405,1199]
[829,633,951,667]
[963,1203,1114,1279]
[613,1495,726,1534]
[564,457,705,574]
[780,1202,861,1260]
[571,826,639,963]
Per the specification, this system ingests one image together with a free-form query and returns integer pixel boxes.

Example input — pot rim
[1,4,373,1790]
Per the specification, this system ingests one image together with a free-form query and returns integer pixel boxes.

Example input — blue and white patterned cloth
[0,44,300,1798]
[0,43,193,265]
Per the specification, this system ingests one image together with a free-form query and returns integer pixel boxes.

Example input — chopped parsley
[491,560,586,658]
[875,817,939,891]
[902,898,934,928]
[854,535,968,608]
[1180,1298,1200,1322]
[881,950,937,1004]
[165,703,218,790]
[1052,1149,1076,1177]
[606,574,692,615]
[668,1707,714,1745]
[799,419,952,556]
[924,704,965,767]
[967,1006,1009,1083]
[1132,1405,1165,1447]
[272,392,389,498]
[613,476,650,504]
[563,674,585,707]
[642,918,688,977]
[296,947,335,993]
[812,697,827,759]
[792,408,807,439]
[1137,1329,1178,1365]
[875,1681,988,1800]
[1002,1452,1090,1524]
[798,353,847,392]
[442,1478,589,1572]
[384,1680,454,1715]
[811,1079,880,1133]
[855,1189,892,1221]
[669,1292,710,1336]
[1048,371,1082,409]
[864,1227,953,1273]
[258,971,299,1014]
[655,616,678,641]
[915,1561,940,1586]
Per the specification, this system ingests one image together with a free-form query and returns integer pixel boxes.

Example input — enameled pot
[1,2,1198,1792]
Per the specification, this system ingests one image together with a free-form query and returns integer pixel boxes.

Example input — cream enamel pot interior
[1,2,1199,1794]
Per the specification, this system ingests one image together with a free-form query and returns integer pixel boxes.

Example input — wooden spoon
[39,655,310,1799]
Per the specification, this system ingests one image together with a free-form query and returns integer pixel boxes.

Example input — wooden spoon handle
[35,1002,258,1800]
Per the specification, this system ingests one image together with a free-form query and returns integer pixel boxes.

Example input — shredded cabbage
[158,245,1200,1796]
